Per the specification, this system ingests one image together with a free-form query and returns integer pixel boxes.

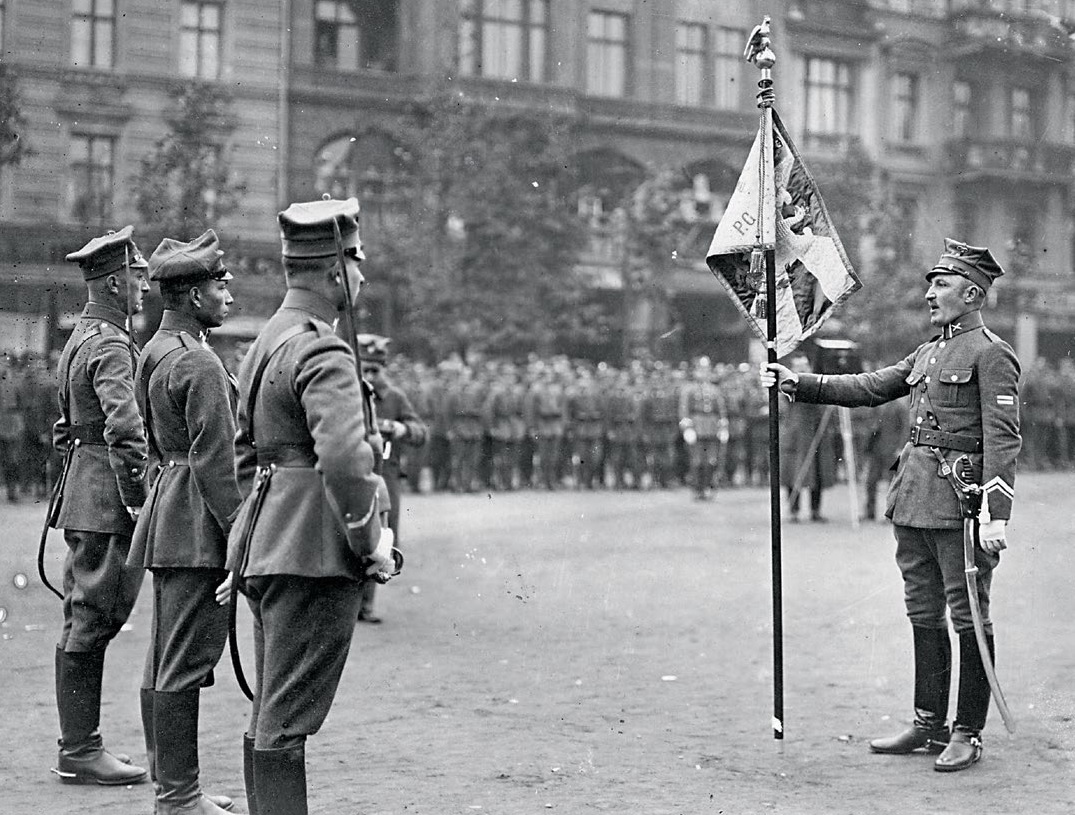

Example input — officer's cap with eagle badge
[148,229,233,284]
[356,333,390,364]
[926,238,1005,291]
[65,225,149,281]
[278,195,364,261]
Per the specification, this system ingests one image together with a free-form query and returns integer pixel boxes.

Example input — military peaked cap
[278,195,363,260]
[927,238,1004,291]
[66,225,148,281]
[148,229,233,283]
[356,333,390,364]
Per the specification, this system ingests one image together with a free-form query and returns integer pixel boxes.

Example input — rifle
[331,218,402,582]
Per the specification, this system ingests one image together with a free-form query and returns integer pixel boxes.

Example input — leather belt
[255,445,316,467]
[909,425,981,453]
[69,423,107,446]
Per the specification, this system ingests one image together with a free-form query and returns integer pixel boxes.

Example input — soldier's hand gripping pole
[933,450,1016,734]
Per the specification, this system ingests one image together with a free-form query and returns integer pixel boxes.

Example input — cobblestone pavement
[1,477,1072,815]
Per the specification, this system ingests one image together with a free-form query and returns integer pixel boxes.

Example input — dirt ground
[1,474,1072,815]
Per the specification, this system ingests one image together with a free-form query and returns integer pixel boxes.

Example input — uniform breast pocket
[936,368,974,407]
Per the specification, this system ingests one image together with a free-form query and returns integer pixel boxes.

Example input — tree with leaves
[362,85,610,360]
[809,148,930,365]
[132,81,246,239]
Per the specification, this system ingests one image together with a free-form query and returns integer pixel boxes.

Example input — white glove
[366,526,396,576]
[760,362,798,393]
[215,572,234,606]
[978,519,1007,554]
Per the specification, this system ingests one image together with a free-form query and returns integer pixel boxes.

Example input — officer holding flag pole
[762,239,1021,772]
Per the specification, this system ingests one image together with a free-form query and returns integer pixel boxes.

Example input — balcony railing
[947,3,1074,61]
[945,137,1075,181]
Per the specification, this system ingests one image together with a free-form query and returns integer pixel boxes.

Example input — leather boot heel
[869,724,949,755]
[934,730,982,772]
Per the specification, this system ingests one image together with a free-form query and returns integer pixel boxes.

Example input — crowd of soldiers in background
[3,350,1075,503]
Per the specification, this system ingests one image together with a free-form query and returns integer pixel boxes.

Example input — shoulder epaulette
[177,332,203,352]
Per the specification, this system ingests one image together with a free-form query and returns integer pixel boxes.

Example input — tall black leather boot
[142,687,159,793]
[935,631,993,772]
[243,734,258,815]
[53,647,147,785]
[154,689,232,813]
[870,626,951,754]
[254,744,308,815]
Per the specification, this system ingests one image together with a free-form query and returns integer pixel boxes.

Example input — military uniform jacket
[52,301,148,535]
[225,288,383,580]
[128,310,242,569]
[679,381,729,440]
[796,310,1021,528]
[374,379,428,466]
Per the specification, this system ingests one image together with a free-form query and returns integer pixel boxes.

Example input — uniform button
[929,358,936,364]
[925,376,931,383]
[950,374,958,382]
[939,342,946,348]
[916,417,923,424]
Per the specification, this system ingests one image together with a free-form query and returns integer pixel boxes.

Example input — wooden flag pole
[745,17,783,741]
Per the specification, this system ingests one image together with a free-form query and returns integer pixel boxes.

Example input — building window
[71,0,114,69]
[804,57,854,141]
[1066,92,1075,145]
[315,1,359,70]
[892,72,920,143]
[675,23,705,107]
[1009,86,1034,139]
[953,199,978,245]
[68,134,115,224]
[315,1,398,72]
[587,11,629,98]
[953,80,972,138]
[893,195,918,256]
[713,27,743,110]
[458,0,548,82]
[180,1,223,80]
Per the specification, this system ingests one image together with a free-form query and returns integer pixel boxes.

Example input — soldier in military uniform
[0,352,26,501]
[763,239,1021,773]
[224,198,393,814]
[566,366,606,490]
[526,366,566,490]
[129,230,242,814]
[679,358,729,500]
[356,333,428,624]
[484,363,524,491]
[50,227,151,787]
[446,365,486,493]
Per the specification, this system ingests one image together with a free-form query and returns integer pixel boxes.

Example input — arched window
[313,131,410,228]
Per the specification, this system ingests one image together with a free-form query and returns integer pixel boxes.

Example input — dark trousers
[142,568,228,692]
[60,530,144,652]
[245,575,363,749]
[893,524,999,634]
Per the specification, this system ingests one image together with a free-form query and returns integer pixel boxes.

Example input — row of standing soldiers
[389,357,769,500]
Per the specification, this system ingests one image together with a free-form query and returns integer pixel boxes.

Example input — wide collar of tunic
[280,287,338,327]
[159,309,208,343]
[939,309,984,340]
[82,300,129,333]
